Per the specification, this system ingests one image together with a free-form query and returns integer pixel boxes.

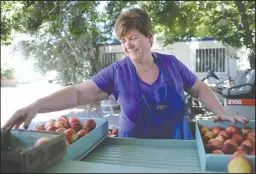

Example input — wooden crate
[1,129,66,173]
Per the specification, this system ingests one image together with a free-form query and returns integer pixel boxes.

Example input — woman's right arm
[2,80,109,130]
[37,80,109,113]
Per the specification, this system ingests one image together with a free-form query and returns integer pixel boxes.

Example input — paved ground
[1,79,120,129]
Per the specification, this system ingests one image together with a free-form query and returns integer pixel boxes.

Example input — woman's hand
[214,114,249,124]
[2,102,39,130]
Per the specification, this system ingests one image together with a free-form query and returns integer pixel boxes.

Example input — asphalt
[1,79,120,129]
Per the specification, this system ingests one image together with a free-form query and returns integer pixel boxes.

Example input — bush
[1,68,15,80]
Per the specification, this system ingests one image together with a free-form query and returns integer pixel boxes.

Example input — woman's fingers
[2,111,26,130]
[213,114,249,125]
[234,116,248,124]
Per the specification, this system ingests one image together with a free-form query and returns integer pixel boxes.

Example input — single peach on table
[33,137,50,147]
[228,156,254,173]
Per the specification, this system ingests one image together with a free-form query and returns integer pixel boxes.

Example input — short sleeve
[173,56,197,89]
[91,64,116,95]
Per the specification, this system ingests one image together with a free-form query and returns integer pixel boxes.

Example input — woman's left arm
[186,78,248,124]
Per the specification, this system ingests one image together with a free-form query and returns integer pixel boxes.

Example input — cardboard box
[1,129,66,173]
[196,120,255,172]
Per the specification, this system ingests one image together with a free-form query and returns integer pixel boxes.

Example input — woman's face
[120,29,153,63]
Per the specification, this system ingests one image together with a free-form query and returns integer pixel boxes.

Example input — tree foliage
[1,1,255,86]
[3,1,108,86]
[141,1,255,58]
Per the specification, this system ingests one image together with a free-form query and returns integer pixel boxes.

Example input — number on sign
[227,100,242,105]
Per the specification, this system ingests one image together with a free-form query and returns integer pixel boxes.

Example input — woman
[2,8,248,139]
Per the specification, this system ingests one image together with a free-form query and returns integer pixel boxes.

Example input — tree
[1,1,25,45]
[2,1,255,86]
[3,1,109,86]
[140,1,255,68]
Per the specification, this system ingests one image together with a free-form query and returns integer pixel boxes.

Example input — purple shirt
[92,52,197,115]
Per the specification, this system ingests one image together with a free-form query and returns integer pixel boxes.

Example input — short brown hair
[114,8,153,40]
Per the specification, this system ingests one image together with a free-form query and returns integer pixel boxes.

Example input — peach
[108,131,112,136]
[58,117,68,124]
[228,156,254,173]
[231,132,244,145]
[54,121,64,129]
[224,139,238,148]
[200,126,210,135]
[77,129,89,139]
[241,139,254,149]
[248,138,255,150]
[57,118,70,128]
[205,144,215,153]
[60,115,69,123]
[83,119,96,131]
[69,116,81,125]
[233,150,248,157]
[204,131,216,139]
[202,136,210,145]
[221,143,237,154]
[215,135,226,143]
[46,125,58,131]
[56,128,66,132]
[246,130,255,140]
[212,150,224,154]
[241,126,251,136]
[225,125,238,134]
[112,128,118,136]
[66,139,70,147]
[250,151,255,155]
[33,137,50,147]
[207,139,223,150]
[218,131,230,139]
[71,122,83,132]
[44,121,55,130]
[237,145,252,154]
[49,119,56,122]
[211,126,224,135]
[65,128,78,144]
[32,125,45,131]
[61,121,70,129]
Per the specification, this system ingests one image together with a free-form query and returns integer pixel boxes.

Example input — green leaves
[2,1,255,85]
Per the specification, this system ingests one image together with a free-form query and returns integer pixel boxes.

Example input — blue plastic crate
[64,117,108,160]
[28,113,109,160]
[196,120,255,172]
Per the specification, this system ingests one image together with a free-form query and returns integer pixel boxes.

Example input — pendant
[156,105,168,110]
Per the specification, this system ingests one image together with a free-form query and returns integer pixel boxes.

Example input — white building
[98,37,251,82]
[1,33,251,84]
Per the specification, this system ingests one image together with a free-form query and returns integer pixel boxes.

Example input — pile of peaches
[108,128,118,137]
[31,116,96,147]
[200,125,255,156]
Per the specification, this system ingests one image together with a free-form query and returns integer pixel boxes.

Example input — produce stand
[2,113,254,173]
[45,138,217,173]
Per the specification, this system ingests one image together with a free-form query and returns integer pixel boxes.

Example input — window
[196,48,225,72]
[102,52,125,68]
